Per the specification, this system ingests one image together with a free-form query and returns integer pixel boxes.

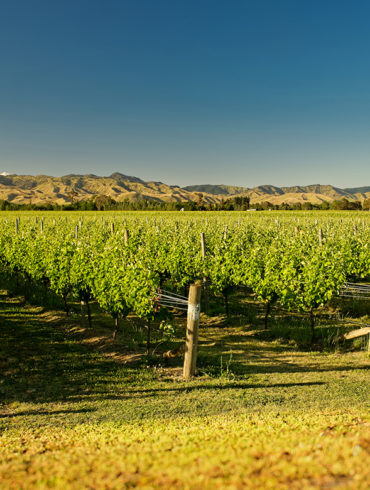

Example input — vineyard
[0,211,369,346]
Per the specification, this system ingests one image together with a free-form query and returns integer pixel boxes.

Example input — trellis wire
[339,282,370,300]
[153,289,189,311]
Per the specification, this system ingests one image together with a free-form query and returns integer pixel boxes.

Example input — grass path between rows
[0,292,370,489]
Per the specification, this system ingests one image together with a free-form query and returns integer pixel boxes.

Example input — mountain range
[0,173,369,205]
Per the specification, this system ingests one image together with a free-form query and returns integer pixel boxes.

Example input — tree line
[0,195,369,211]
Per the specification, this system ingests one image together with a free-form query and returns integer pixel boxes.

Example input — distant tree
[218,198,225,210]
[194,193,206,209]
[233,196,250,210]
[302,202,314,210]
[223,200,234,211]
[261,201,274,210]
[280,202,291,210]
[351,200,362,210]
[78,199,96,211]
[319,201,330,210]
[330,198,348,210]
[362,198,370,211]
[330,198,362,210]
[95,195,116,211]
[0,199,9,210]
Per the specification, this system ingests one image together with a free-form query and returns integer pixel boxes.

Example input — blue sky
[1,0,370,188]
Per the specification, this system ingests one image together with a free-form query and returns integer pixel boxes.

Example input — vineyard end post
[183,283,201,380]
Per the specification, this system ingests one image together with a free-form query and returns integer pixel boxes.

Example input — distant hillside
[344,186,370,199]
[344,186,370,194]
[0,173,369,205]
[183,184,249,195]
[186,183,370,204]
[0,173,220,205]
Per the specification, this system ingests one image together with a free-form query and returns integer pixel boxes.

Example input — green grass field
[1,291,370,489]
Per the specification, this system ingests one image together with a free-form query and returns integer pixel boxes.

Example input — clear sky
[1,0,370,188]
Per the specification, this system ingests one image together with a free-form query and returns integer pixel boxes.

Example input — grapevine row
[0,212,369,338]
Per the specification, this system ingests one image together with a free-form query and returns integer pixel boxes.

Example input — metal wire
[339,294,370,300]
[345,321,370,328]
[342,282,370,289]
[158,305,188,311]
[339,282,370,299]
[156,293,188,304]
[345,281,370,287]
[153,288,189,311]
[160,289,188,300]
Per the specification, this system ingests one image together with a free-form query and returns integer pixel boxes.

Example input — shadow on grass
[0,292,120,404]
[0,408,95,418]
[1,292,369,406]
[93,381,327,396]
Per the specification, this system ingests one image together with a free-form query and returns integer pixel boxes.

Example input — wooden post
[201,232,206,257]
[200,232,209,313]
[40,219,44,234]
[75,225,78,240]
[318,228,323,246]
[146,321,151,355]
[111,222,115,236]
[113,316,119,339]
[124,229,130,245]
[183,284,202,380]
[15,219,18,234]
[344,327,370,340]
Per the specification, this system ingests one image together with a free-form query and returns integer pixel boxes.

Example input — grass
[1,291,370,489]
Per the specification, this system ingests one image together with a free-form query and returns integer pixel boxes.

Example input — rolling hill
[0,173,219,205]
[184,183,370,205]
[0,173,369,205]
